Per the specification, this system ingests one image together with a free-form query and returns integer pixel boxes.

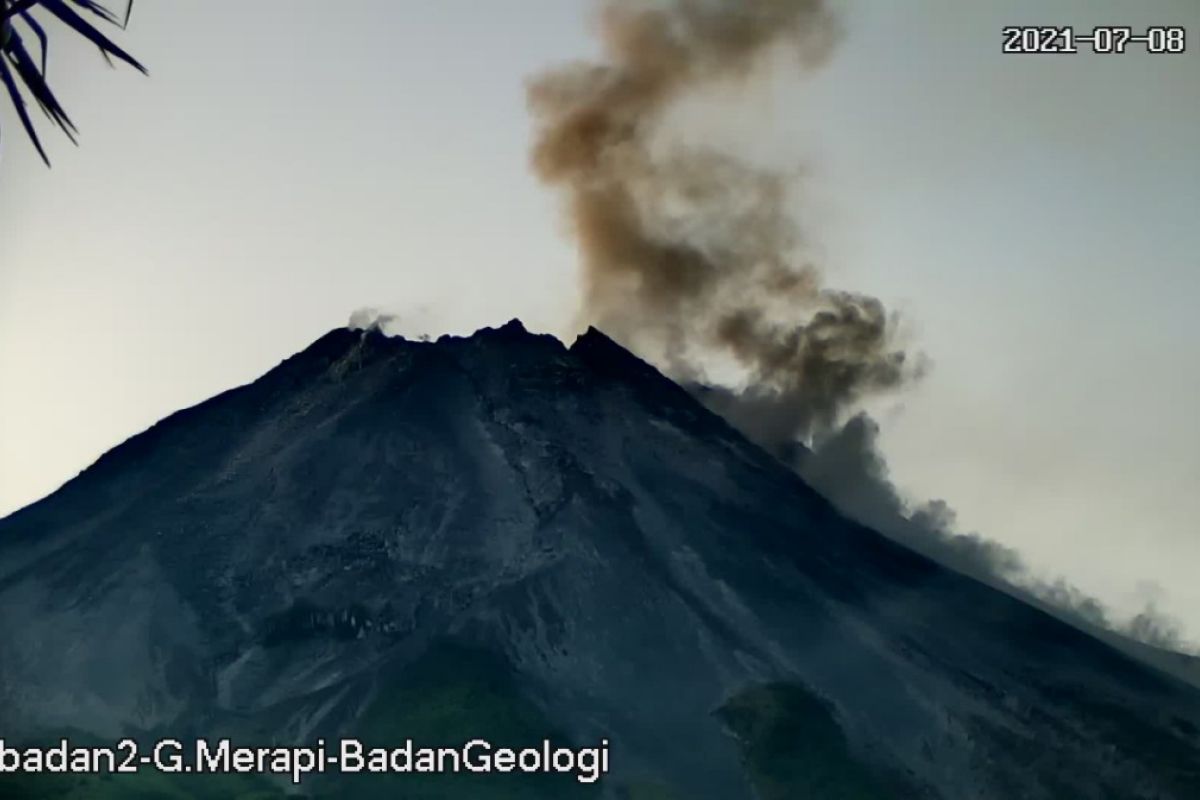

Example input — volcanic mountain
[1,321,1198,798]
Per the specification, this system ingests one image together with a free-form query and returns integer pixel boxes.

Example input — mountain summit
[1,322,1198,798]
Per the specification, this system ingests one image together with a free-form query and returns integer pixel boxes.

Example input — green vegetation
[315,640,602,799]
[0,642,598,799]
[0,726,284,799]
[0,767,283,799]
[0,642,715,799]
[717,682,915,800]
[614,781,685,799]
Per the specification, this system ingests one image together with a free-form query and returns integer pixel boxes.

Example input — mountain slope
[1,321,1198,799]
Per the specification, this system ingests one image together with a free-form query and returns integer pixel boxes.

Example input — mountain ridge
[1,321,1198,798]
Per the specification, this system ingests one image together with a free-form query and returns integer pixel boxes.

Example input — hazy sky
[1,2,1197,639]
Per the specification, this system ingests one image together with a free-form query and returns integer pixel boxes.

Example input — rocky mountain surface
[1,321,1198,798]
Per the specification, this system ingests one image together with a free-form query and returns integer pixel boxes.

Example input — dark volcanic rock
[1,322,1198,798]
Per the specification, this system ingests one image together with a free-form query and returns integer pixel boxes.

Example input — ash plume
[348,308,398,333]
[796,413,1027,583]
[528,0,1193,657]
[797,413,1192,654]
[528,0,915,442]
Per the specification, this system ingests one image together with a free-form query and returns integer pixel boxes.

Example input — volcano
[1,321,1197,798]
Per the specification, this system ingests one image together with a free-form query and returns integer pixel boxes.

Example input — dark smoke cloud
[1126,603,1187,651]
[796,414,1026,583]
[528,0,915,441]
[797,414,1191,654]
[529,0,1192,657]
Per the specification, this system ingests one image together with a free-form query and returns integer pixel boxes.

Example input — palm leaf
[37,0,146,73]
[17,10,48,76]
[0,54,51,165]
[0,0,145,166]
[8,33,76,135]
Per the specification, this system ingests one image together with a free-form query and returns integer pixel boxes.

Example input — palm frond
[38,0,145,73]
[0,51,51,164]
[17,10,47,75]
[8,32,76,135]
[1,0,145,167]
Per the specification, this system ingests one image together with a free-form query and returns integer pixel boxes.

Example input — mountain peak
[493,317,528,336]
[570,324,654,379]
[2,319,1198,799]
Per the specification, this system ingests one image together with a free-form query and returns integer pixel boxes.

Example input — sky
[1,1,1198,639]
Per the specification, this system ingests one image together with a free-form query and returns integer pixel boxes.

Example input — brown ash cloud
[527,0,915,443]
[526,0,1191,655]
